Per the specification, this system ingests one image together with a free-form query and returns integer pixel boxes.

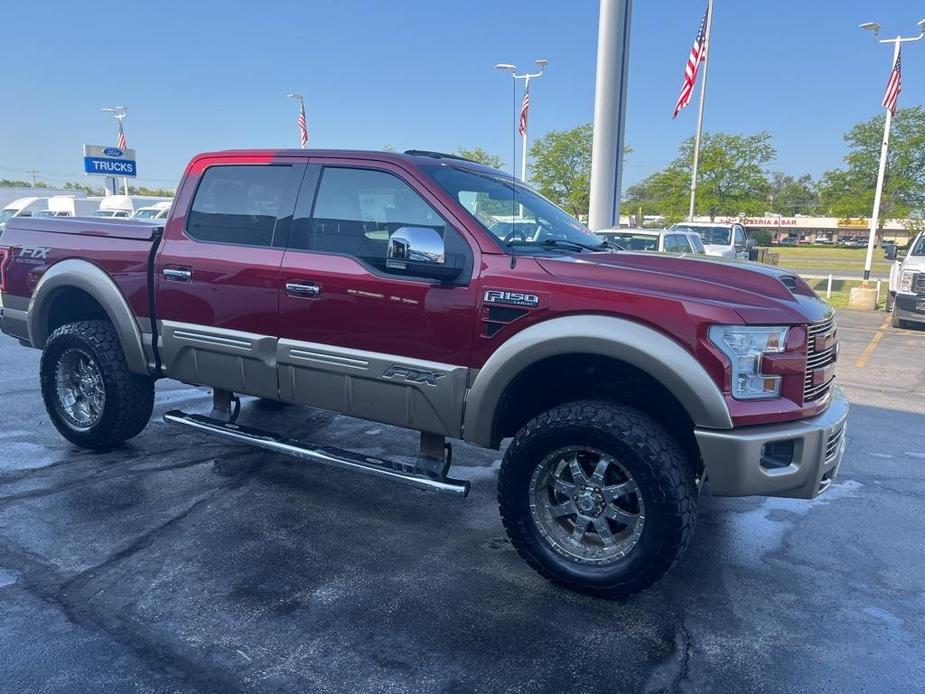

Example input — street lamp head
[859,21,881,36]
[494,63,516,71]
[536,59,548,70]
[286,93,303,100]
[917,18,925,34]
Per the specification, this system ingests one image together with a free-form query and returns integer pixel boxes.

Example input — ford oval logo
[103,147,123,157]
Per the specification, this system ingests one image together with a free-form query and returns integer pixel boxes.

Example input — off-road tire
[885,292,895,313]
[498,400,697,599]
[40,320,154,449]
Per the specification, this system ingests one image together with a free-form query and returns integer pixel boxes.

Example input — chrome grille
[804,317,837,402]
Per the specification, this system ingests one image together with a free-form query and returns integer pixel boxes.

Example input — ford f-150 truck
[0,149,848,598]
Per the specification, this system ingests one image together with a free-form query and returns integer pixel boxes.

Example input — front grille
[825,426,844,464]
[804,317,837,402]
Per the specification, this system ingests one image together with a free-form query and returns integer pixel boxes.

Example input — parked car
[0,149,847,598]
[778,236,798,246]
[839,238,867,248]
[0,196,50,232]
[596,228,706,255]
[669,221,753,260]
[885,231,925,329]
[132,201,172,221]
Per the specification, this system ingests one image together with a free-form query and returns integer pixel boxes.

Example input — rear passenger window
[187,165,295,247]
[664,235,680,253]
[291,167,446,270]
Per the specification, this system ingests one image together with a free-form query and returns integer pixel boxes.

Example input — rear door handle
[286,281,321,298]
[163,267,192,282]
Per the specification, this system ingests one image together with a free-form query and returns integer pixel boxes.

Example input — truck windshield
[427,166,605,253]
[677,225,730,245]
[911,234,925,256]
[603,232,658,251]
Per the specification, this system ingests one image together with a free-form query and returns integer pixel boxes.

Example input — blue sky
[1,0,922,191]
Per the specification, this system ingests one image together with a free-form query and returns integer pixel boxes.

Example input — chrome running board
[163,410,470,497]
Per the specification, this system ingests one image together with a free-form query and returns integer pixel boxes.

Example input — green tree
[0,179,35,188]
[625,131,775,220]
[768,172,820,215]
[818,106,925,218]
[64,181,103,195]
[455,147,504,169]
[127,185,175,197]
[528,123,595,217]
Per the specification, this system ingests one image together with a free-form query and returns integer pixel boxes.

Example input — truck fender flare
[462,315,733,448]
[28,259,149,375]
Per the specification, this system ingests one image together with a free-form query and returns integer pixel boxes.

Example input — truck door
[733,224,748,260]
[275,160,480,437]
[154,157,303,398]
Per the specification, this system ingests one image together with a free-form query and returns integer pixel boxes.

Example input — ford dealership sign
[83,144,137,177]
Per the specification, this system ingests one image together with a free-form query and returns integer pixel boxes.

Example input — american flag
[117,123,126,149]
[297,102,309,148]
[882,48,902,116]
[673,5,710,118]
[518,83,530,136]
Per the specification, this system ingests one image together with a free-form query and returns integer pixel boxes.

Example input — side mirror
[745,238,758,260]
[387,227,461,281]
[883,244,897,261]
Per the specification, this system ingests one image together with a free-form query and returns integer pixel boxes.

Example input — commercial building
[709,215,920,246]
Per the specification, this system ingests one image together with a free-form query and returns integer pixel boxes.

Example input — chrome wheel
[529,446,645,565]
[55,348,105,428]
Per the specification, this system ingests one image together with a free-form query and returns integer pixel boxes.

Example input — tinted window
[664,235,680,253]
[292,167,446,270]
[688,234,705,253]
[603,232,657,251]
[187,165,294,246]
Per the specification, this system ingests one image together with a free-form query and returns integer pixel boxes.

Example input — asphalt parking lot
[1,310,924,693]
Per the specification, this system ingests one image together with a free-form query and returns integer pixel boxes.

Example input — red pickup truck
[0,149,847,597]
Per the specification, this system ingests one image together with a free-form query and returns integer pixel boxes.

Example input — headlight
[899,270,914,293]
[708,325,789,400]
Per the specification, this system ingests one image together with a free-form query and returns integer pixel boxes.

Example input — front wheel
[498,401,698,599]
[40,320,154,450]
[890,300,906,329]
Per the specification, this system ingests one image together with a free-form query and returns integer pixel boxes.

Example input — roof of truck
[192,149,505,174]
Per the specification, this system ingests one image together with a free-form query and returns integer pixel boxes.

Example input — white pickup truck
[886,231,925,328]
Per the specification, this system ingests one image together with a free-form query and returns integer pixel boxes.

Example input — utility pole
[495,60,548,182]
[27,170,38,187]
[858,19,925,281]
[588,0,633,230]
[687,0,714,221]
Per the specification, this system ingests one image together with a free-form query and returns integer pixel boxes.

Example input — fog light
[760,440,795,470]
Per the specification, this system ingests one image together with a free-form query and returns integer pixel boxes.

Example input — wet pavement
[0,310,923,693]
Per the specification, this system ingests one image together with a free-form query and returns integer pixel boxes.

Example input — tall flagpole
[687,0,713,221]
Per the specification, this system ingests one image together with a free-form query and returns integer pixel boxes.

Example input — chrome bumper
[694,387,849,499]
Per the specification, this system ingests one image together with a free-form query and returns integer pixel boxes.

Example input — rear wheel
[41,320,154,449]
[498,400,698,599]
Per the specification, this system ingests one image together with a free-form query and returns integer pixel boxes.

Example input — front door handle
[163,267,192,282]
[286,281,321,298]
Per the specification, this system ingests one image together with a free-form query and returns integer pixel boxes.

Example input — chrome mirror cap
[387,227,446,267]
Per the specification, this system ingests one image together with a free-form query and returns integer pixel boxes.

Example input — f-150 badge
[483,290,540,308]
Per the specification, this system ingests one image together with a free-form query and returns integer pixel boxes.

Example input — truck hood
[535,252,831,324]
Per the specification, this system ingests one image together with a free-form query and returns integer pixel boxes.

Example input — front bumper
[894,293,925,325]
[694,386,849,499]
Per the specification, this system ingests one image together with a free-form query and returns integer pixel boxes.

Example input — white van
[670,221,754,260]
[0,196,50,230]
[131,200,172,221]
[93,195,172,218]
[46,196,103,218]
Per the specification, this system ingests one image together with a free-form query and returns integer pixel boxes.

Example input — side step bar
[163,410,470,497]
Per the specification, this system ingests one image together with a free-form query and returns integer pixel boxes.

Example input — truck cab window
[187,165,294,247]
[292,167,448,272]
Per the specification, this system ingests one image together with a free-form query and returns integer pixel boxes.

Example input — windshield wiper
[505,238,611,253]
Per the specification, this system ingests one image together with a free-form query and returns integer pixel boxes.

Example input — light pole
[495,59,548,182]
[286,94,308,149]
[101,106,129,195]
[858,19,925,281]
[588,0,633,231]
